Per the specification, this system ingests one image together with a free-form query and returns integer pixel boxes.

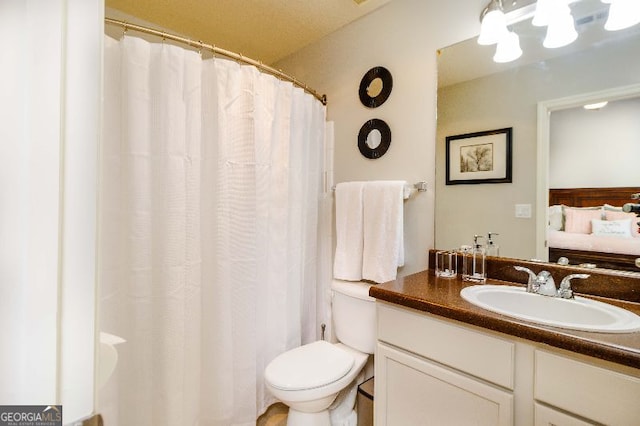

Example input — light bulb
[493,31,523,63]
[543,5,578,48]
[478,9,509,45]
[583,101,609,110]
[533,0,553,27]
[605,0,640,31]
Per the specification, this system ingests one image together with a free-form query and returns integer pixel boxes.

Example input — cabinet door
[375,342,513,426]
[534,403,595,426]
[535,350,640,425]
[377,302,515,389]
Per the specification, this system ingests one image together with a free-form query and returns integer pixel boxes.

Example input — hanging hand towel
[333,182,365,281]
[362,181,405,283]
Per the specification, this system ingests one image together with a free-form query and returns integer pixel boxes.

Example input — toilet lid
[265,341,355,391]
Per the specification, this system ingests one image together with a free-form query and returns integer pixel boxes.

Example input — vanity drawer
[377,302,515,389]
[534,403,593,426]
[535,350,640,425]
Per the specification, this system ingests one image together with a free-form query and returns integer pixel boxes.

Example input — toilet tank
[331,280,376,354]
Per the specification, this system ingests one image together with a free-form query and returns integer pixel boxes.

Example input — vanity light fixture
[532,0,552,26]
[494,31,523,63]
[478,0,509,45]
[478,0,522,62]
[479,0,640,63]
[542,3,578,48]
[604,0,640,31]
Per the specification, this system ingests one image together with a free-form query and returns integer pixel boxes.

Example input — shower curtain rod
[105,17,327,105]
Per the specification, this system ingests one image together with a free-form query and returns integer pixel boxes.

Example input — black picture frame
[446,127,512,185]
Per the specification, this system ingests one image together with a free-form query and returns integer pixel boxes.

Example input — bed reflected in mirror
[545,97,640,272]
[547,188,640,272]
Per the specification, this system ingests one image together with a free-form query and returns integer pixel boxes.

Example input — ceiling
[105,0,394,65]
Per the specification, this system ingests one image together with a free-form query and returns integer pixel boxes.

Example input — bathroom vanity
[370,255,640,426]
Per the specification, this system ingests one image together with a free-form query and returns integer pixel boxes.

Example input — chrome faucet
[534,271,557,296]
[514,266,590,299]
[558,274,590,299]
[513,266,546,294]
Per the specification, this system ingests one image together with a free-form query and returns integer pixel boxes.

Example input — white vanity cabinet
[534,350,640,425]
[376,341,515,425]
[375,302,517,425]
[374,301,640,426]
[533,403,594,426]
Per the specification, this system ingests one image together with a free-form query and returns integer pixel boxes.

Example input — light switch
[515,204,532,218]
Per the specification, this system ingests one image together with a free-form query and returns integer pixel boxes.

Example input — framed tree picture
[445,127,513,185]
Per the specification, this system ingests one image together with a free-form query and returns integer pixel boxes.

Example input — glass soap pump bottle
[462,235,486,284]
[486,232,499,257]
[458,244,472,281]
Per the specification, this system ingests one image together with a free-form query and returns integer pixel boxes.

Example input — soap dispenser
[486,232,499,257]
[459,244,473,282]
[462,235,486,283]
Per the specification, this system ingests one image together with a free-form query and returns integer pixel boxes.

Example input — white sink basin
[460,285,640,333]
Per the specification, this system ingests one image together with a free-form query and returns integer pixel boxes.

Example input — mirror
[366,128,382,149]
[367,78,384,98]
[435,0,640,272]
[358,119,391,159]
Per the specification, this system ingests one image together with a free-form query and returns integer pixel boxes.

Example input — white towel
[333,182,365,281]
[362,181,405,283]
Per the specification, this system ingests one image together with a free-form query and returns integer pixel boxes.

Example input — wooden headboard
[549,187,640,207]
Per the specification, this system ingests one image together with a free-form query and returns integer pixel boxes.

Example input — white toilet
[264,279,376,426]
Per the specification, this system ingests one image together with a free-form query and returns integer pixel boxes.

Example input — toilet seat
[265,341,354,391]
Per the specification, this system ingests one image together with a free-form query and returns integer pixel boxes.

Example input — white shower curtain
[99,35,327,426]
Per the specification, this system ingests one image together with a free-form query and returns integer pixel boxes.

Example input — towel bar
[331,181,427,193]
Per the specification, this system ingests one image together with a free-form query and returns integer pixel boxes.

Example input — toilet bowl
[264,280,376,426]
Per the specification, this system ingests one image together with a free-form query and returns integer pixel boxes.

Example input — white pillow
[591,219,633,238]
[548,205,564,231]
[604,203,623,211]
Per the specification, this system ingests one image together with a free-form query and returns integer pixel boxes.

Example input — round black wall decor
[358,119,391,159]
[358,66,393,108]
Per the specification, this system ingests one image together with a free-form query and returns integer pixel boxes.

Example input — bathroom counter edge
[369,269,640,370]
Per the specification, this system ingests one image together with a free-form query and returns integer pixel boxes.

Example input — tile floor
[256,403,288,426]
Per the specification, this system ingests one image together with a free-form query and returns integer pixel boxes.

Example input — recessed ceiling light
[583,101,609,110]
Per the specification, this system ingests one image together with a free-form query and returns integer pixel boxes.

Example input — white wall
[0,1,103,423]
[550,97,640,188]
[275,0,488,275]
[0,0,63,403]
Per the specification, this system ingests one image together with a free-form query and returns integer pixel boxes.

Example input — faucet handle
[558,273,590,299]
[514,266,538,293]
[513,265,535,275]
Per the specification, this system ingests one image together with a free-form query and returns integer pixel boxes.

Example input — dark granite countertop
[370,269,640,370]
